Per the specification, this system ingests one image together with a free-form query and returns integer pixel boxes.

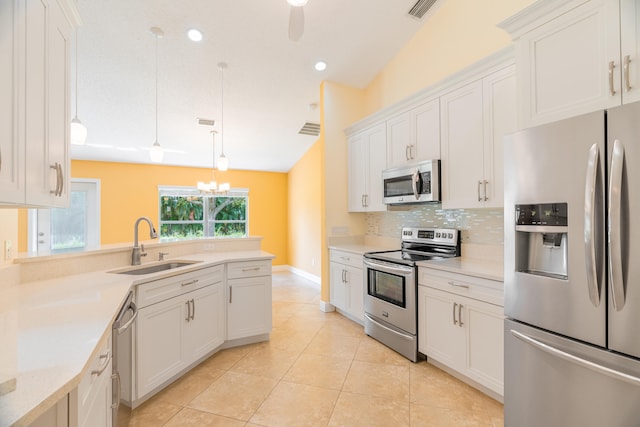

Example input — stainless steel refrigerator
[504,102,640,426]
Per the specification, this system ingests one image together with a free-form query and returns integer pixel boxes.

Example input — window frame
[158,186,249,241]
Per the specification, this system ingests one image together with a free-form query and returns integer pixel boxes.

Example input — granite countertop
[417,256,504,282]
[328,243,396,256]
[0,250,274,427]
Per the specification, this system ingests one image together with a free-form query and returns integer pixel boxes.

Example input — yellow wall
[288,138,323,277]
[19,160,288,265]
[364,0,536,114]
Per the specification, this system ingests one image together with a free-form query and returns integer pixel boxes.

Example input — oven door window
[368,269,406,308]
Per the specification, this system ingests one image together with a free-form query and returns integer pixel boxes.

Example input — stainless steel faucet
[132,217,158,265]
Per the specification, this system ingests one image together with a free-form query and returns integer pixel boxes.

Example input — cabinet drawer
[227,259,271,279]
[329,250,363,269]
[419,267,503,306]
[137,264,224,308]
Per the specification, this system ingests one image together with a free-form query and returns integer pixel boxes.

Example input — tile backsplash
[367,205,504,245]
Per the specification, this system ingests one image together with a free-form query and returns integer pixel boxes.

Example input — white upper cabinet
[440,66,516,209]
[0,0,24,202]
[348,123,387,212]
[386,98,440,168]
[0,0,79,207]
[501,0,640,128]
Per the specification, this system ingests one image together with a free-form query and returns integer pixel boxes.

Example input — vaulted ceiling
[71,0,435,172]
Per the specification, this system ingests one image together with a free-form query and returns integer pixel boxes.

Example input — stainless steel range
[363,227,460,362]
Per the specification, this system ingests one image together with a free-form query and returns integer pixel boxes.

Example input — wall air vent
[408,0,438,19]
[298,122,321,136]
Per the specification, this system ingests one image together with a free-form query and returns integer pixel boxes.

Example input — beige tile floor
[130,271,504,427]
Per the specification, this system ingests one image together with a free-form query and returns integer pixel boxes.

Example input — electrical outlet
[4,240,12,261]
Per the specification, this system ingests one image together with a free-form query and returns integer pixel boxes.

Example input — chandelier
[197,130,230,193]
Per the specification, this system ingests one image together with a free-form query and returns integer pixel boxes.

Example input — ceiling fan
[287,0,308,41]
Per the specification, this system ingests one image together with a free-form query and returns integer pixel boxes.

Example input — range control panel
[401,227,459,246]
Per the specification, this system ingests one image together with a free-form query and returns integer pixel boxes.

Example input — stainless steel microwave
[382,160,440,205]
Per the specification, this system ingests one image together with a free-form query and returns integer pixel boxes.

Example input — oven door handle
[364,258,414,276]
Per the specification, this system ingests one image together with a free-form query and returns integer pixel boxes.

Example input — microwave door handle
[584,144,601,307]
[412,169,420,200]
[609,139,625,311]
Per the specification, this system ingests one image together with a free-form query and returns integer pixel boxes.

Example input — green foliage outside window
[159,190,248,240]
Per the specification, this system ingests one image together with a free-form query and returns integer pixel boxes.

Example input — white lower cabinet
[329,249,364,323]
[418,268,504,397]
[71,334,113,427]
[136,266,224,400]
[227,260,273,340]
[29,396,68,427]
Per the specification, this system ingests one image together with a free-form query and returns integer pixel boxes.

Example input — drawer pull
[340,256,350,262]
[448,281,469,289]
[181,279,199,287]
[91,352,111,376]
[242,267,261,272]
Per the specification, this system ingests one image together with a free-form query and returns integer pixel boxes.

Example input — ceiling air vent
[408,0,438,19]
[298,122,320,136]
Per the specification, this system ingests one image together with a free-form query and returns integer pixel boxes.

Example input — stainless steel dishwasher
[112,290,137,427]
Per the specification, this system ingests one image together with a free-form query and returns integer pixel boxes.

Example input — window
[158,187,248,240]
[28,179,101,255]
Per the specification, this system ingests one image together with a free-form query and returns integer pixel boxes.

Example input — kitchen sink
[109,260,202,275]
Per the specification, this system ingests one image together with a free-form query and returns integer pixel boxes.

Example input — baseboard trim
[319,300,335,313]
[273,265,321,286]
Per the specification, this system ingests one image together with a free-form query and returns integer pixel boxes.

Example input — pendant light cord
[75,29,79,117]
[155,32,159,144]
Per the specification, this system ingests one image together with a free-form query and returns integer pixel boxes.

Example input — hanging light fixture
[216,62,229,171]
[70,28,87,145]
[197,130,230,193]
[149,27,164,163]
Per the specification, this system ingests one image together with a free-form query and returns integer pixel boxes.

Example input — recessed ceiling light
[287,0,308,6]
[315,61,327,71]
[187,28,203,42]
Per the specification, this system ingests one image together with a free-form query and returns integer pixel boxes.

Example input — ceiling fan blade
[288,6,304,41]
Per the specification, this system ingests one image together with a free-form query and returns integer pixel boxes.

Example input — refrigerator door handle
[584,144,602,307]
[510,329,640,387]
[609,139,625,311]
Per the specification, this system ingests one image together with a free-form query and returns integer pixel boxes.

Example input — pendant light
[149,27,164,163]
[217,62,229,171]
[70,28,87,145]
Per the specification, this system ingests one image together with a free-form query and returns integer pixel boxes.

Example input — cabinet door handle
[190,299,195,320]
[458,304,464,327]
[58,164,64,196]
[91,352,111,376]
[609,60,617,96]
[483,180,488,201]
[477,181,482,202]
[229,286,233,304]
[624,55,632,92]
[185,300,191,322]
[406,145,411,161]
[50,163,62,196]
[452,302,458,325]
[410,144,415,160]
[181,279,199,287]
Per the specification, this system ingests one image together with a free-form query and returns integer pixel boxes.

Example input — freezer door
[504,111,606,347]
[505,319,640,427]
[607,102,640,359]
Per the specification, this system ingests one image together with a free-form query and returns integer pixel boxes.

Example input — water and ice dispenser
[515,203,568,280]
